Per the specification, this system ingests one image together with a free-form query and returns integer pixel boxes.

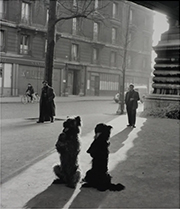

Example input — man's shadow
[110,127,133,153]
[24,182,75,209]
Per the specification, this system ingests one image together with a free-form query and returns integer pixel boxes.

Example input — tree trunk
[44,0,56,87]
[118,4,131,114]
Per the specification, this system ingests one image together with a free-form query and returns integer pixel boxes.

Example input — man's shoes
[132,125,136,128]
[127,124,131,127]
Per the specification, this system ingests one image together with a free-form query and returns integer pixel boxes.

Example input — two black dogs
[53,116,125,192]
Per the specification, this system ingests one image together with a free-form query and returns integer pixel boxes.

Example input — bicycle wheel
[34,93,40,103]
[36,94,40,102]
[21,95,28,104]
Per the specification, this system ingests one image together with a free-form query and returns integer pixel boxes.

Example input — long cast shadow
[24,182,75,209]
[110,127,133,153]
[23,128,133,209]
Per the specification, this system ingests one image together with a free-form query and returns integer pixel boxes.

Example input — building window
[20,34,29,55]
[46,9,49,25]
[112,2,118,18]
[93,22,99,41]
[93,48,99,63]
[0,63,2,78]
[0,30,5,51]
[129,9,133,24]
[112,27,117,44]
[100,73,119,91]
[73,0,77,7]
[94,0,98,9]
[110,51,116,67]
[71,44,79,61]
[21,2,30,24]
[0,0,6,19]
[45,39,47,53]
[72,18,77,35]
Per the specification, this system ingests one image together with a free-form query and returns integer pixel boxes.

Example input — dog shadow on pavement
[24,129,130,209]
[110,127,133,153]
[24,183,75,209]
[24,180,124,209]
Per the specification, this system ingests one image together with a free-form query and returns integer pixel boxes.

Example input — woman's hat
[42,80,48,84]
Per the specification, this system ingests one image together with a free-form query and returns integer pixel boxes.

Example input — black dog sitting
[82,123,125,192]
[53,116,81,188]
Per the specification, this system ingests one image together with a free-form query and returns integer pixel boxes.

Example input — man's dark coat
[125,90,140,110]
[125,89,140,126]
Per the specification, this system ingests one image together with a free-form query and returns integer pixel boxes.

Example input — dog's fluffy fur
[53,116,81,188]
[82,123,125,191]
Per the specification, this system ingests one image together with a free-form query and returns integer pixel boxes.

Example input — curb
[0,97,114,104]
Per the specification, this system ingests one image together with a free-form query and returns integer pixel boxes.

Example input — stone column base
[144,94,180,110]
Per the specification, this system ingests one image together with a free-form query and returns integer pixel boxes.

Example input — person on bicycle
[26,83,35,102]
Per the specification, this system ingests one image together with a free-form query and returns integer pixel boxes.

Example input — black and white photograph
[0,0,179,208]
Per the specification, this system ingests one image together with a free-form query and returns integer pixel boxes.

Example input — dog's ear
[63,118,71,128]
[75,116,81,126]
[107,125,113,130]
[63,121,68,128]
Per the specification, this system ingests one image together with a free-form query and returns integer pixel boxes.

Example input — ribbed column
[144,19,180,113]
[152,20,180,95]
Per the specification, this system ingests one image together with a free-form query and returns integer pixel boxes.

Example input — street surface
[1,100,179,209]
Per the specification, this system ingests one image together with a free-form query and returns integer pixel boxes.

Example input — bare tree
[116,3,132,114]
[44,0,109,86]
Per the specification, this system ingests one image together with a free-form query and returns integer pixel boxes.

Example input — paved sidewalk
[1,115,179,209]
[0,95,113,103]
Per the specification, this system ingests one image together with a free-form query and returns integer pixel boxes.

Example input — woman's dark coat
[39,85,55,121]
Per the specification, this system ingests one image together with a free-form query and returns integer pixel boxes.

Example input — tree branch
[55,13,87,25]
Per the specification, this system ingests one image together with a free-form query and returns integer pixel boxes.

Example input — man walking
[37,80,56,123]
[125,84,140,128]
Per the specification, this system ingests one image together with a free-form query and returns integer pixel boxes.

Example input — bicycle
[21,92,40,104]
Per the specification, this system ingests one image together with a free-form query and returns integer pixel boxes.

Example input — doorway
[90,74,99,96]
[0,63,12,96]
[67,70,80,95]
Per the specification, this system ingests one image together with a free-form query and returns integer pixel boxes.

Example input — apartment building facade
[0,0,154,96]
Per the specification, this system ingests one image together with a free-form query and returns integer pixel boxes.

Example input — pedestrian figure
[125,84,140,128]
[26,83,35,102]
[37,80,55,123]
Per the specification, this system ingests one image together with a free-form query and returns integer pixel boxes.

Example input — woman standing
[37,80,56,123]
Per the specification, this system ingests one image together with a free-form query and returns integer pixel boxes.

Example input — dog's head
[94,123,112,140]
[63,116,81,133]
